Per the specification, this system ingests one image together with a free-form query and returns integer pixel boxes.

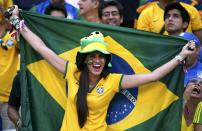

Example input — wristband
[9,15,27,32]
[174,54,185,64]
[9,15,20,30]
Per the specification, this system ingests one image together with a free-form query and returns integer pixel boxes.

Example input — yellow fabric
[137,2,202,34]
[181,114,194,131]
[193,102,202,124]
[0,31,19,102]
[80,42,109,54]
[60,62,122,131]
[0,0,13,9]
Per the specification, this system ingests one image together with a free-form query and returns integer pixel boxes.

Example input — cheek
[101,58,106,63]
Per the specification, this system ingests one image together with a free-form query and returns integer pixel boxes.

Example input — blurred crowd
[0,0,202,131]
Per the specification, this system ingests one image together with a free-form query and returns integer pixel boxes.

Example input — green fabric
[19,10,187,131]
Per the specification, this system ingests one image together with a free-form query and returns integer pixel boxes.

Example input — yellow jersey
[60,62,123,131]
[0,30,19,102]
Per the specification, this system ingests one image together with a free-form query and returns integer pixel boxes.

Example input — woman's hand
[179,40,196,58]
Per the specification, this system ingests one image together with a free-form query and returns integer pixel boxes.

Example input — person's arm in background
[7,73,21,129]
[7,105,21,128]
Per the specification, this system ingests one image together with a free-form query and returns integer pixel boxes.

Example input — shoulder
[180,2,198,11]
[107,73,123,81]
[139,2,161,17]
[64,62,79,79]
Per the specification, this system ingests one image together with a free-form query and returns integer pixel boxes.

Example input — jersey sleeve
[137,8,152,32]
[193,101,202,124]
[110,74,124,93]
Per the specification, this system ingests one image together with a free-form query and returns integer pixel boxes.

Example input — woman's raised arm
[11,5,67,74]
[121,41,196,89]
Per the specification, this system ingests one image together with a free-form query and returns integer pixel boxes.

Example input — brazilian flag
[20,10,187,131]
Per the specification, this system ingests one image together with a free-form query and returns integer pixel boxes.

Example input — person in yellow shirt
[0,5,19,130]
[181,78,202,131]
[137,0,202,44]
[9,5,197,131]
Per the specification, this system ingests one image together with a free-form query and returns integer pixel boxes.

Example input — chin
[92,72,102,76]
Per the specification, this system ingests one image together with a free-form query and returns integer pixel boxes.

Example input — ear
[196,48,200,55]
[120,16,123,24]
[182,21,189,30]
[93,0,99,8]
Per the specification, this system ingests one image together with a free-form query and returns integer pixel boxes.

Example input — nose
[168,16,173,20]
[93,57,100,62]
[108,14,114,18]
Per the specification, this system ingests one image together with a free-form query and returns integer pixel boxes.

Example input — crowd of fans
[0,0,202,131]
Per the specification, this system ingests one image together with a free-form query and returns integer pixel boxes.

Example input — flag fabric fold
[20,10,186,131]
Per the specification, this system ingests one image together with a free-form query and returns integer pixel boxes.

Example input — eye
[173,14,181,18]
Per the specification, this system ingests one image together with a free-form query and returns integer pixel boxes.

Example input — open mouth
[92,64,101,70]
[192,87,201,94]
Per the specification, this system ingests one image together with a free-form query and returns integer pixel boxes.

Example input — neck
[168,30,183,36]
[83,10,100,23]
[88,73,100,86]
[183,101,199,125]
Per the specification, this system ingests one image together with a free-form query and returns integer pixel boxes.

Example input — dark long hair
[76,55,110,128]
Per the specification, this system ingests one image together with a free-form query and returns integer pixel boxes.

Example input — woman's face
[85,52,106,76]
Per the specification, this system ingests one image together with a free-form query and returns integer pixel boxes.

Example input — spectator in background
[13,0,47,10]
[30,0,78,19]
[164,2,189,36]
[0,6,19,130]
[137,0,202,44]
[115,0,139,28]
[194,100,202,131]
[182,77,202,131]
[98,0,123,26]
[45,3,67,17]
[78,0,100,22]
[179,33,202,85]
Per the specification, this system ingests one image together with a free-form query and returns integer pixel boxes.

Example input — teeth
[192,87,200,94]
[93,64,101,69]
